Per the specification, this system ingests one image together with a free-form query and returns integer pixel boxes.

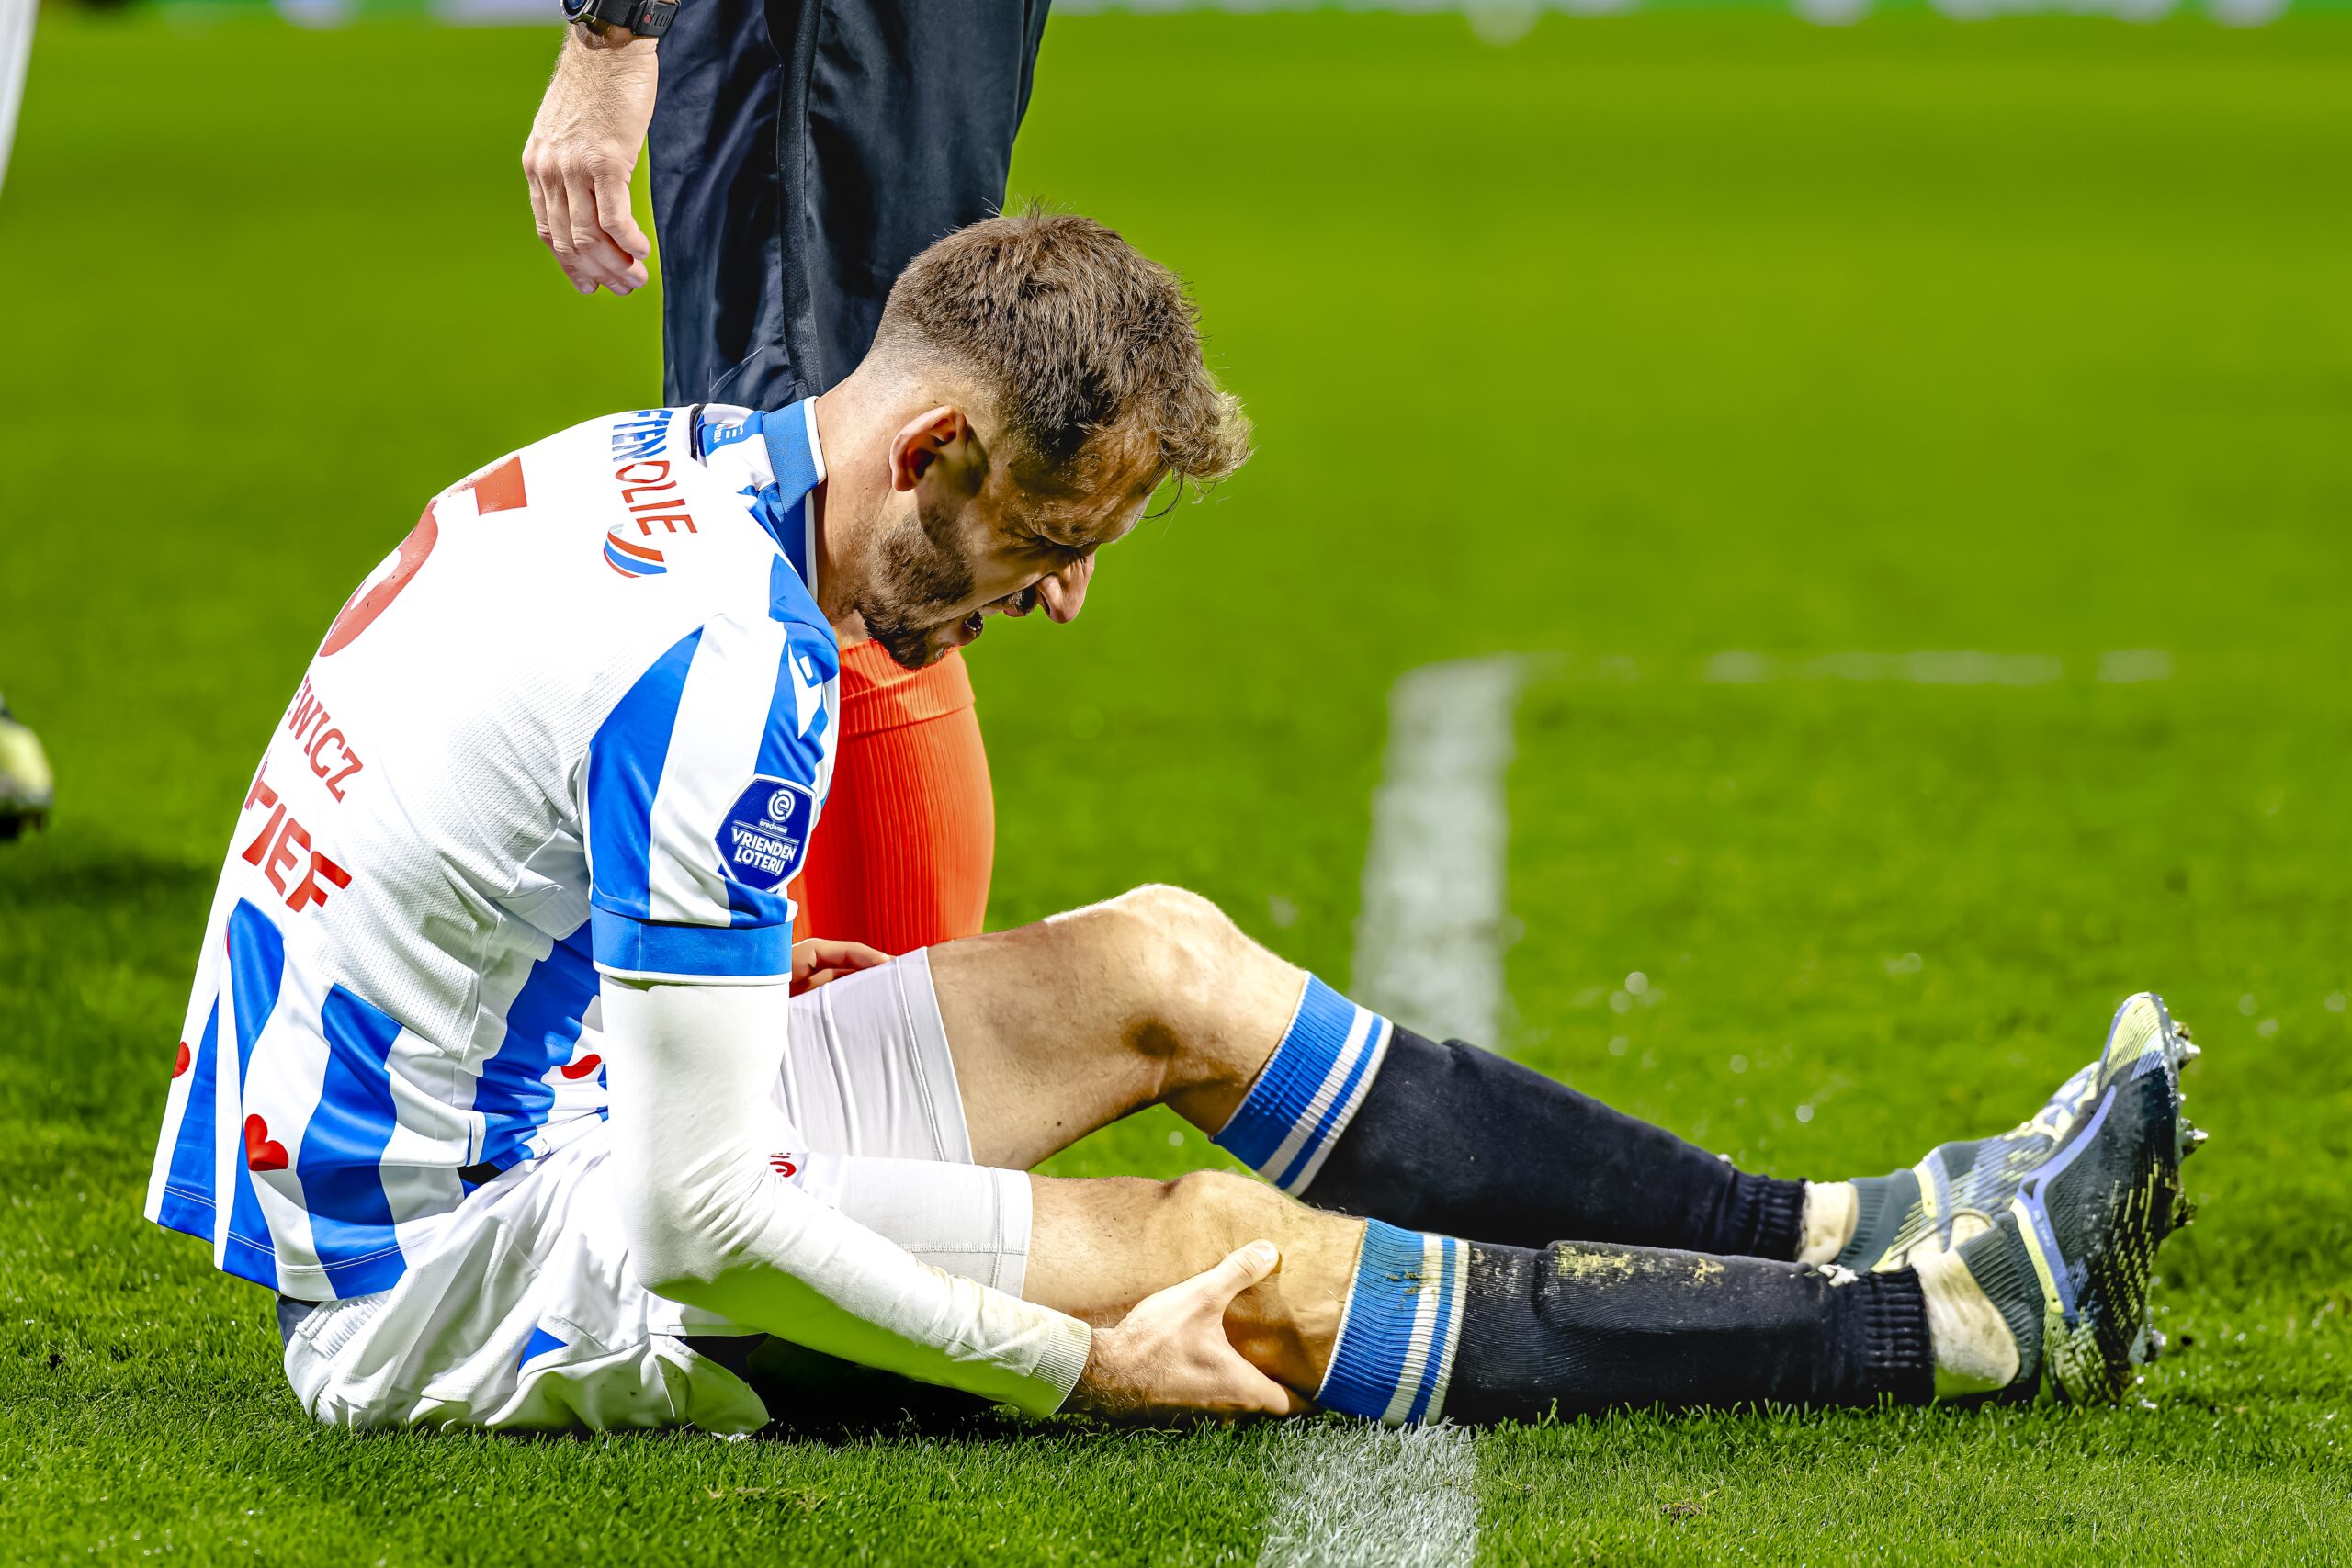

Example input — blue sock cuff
[1317,1220,1465,1427]
[1212,975,1393,1195]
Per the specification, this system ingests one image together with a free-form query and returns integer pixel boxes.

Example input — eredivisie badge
[715,775,815,892]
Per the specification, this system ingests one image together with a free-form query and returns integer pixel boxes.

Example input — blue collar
[762,399,825,591]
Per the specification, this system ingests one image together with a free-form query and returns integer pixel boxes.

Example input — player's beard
[858,493,979,671]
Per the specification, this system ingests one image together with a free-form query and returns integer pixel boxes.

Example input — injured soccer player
[148,209,2202,1436]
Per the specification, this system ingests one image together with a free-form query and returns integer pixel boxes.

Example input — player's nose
[1040,558,1094,625]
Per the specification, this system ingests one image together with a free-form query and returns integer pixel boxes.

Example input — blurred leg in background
[0,0,30,197]
[0,691,53,841]
[1,1,52,842]
[650,0,1053,949]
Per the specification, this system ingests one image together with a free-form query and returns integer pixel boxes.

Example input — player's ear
[888,405,974,492]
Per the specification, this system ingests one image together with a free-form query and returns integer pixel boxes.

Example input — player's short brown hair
[874,209,1252,499]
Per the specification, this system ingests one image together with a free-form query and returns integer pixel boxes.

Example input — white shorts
[281,951,1031,1434]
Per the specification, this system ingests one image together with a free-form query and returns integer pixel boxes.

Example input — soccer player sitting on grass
[147,211,2205,1434]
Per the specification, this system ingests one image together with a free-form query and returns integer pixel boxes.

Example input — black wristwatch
[561,0,676,39]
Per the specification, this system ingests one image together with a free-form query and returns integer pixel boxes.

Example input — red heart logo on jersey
[559,1053,603,1081]
[243,1113,288,1172]
[173,1041,191,1078]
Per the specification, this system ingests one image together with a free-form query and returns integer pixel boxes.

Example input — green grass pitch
[4,8,2349,1562]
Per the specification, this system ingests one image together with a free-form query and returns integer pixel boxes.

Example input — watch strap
[567,0,676,38]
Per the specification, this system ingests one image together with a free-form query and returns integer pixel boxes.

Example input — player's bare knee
[1158,1168,1292,1256]
[1107,882,1238,958]
[1114,882,1254,998]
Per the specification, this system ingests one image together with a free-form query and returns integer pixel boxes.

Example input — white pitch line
[1701,649,2174,686]
[1258,656,1521,1568]
[1257,1423,1482,1568]
[1351,658,1521,1044]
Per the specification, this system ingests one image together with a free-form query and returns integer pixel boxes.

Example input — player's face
[858,436,1155,670]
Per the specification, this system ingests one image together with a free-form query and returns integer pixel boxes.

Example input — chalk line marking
[1352,657,1521,1044]
[1702,649,2172,686]
[1258,656,1521,1568]
[1257,1423,1482,1568]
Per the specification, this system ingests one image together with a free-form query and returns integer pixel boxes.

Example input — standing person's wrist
[561,0,675,47]
[571,20,641,50]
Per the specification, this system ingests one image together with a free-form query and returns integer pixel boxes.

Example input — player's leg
[928,886,2202,1275]
[781,0,1054,951]
[0,10,42,845]
[644,0,796,408]
[1021,1006,2191,1419]
[0,0,32,200]
[652,3,1046,954]
[1829,994,2202,1274]
[927,884,1836,1263]
[0,688,54,841]
[648,0,1048,407]
[789,638,994,953]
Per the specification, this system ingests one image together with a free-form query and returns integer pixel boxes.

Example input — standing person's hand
[522,27,658,296]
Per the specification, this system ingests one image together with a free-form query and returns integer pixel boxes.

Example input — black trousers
[647,0,1053,407]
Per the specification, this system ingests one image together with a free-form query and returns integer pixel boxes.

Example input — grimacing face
[856,442,1155,670]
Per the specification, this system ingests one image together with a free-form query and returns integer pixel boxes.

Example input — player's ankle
[1796,1181,1859,1265]
[1916,1248,2019,1398]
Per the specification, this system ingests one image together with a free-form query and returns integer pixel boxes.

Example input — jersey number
[318,455,527,658]
[319,502,438,659]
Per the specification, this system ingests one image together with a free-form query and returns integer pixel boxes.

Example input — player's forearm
[602,976,1092,1416]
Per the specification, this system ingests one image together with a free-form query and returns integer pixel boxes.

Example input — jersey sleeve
[584,610,838,984]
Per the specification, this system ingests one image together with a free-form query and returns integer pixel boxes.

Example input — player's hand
[791,938,890,996]
[521,27,657,297]
[1071,1241,1309,1421]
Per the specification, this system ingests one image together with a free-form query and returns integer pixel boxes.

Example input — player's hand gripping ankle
[1069,1241,1310,1420]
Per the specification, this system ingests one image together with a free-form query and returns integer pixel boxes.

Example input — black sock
[1210,991,1807,1257]
[1444,1239,1932,1423]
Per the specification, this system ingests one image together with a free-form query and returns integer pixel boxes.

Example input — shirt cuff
[1033,1315,1094,1416]
[590,908,793,984]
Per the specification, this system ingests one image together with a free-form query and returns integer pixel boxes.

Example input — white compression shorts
[280,951,1034,1433]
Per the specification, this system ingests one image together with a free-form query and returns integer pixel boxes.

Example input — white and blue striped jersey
[145,401,840,1302]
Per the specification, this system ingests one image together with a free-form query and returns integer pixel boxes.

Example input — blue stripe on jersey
[156,998,222,1236]
[584,626,703,924]
[589,908,793,979]
[767,555,821,629]
[222,900,287,1292]
[715,621,838,929]
[756,634,837,776]
[298,986,410,1297]
[520,1324,569,1367]
[473,931,599,1173]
